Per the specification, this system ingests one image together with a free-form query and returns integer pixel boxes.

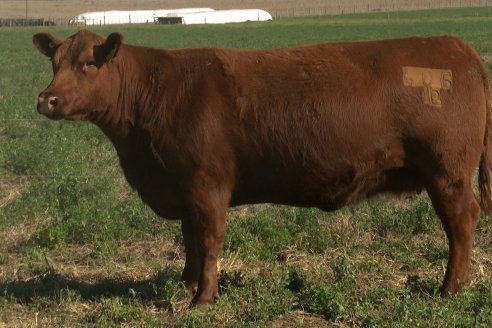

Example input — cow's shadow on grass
[405,274,441,297]
[0,268,183,307]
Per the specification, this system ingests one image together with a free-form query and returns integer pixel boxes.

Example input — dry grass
[482,53,492,62]
[0,221,184,325]
[0,229,182,283]
[0,213,47,280]
[1,208,491,326]
[0,176,27,209]
[272,311,333,328]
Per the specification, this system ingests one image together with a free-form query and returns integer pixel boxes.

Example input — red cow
[33,30,492,305]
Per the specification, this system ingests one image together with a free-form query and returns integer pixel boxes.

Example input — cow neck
[93,44,172,158]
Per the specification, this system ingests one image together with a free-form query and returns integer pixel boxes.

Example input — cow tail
[478,61,492,216]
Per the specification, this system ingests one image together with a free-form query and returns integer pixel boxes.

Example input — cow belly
[316,167,424,210]
[232,161,423,210]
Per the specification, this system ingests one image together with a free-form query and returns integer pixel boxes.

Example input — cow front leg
[181,217,201,296]
[178,158,234,306]
[190,205,227,305]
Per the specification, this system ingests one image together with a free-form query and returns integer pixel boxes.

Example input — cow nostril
[48,96,58,111]
[49,97,58,107]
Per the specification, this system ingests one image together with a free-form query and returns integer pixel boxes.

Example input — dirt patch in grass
[272,311,331,328]
[0,176,27,209]
[2,235,182,283]
[0,213,49,281]
[482,53,492,62]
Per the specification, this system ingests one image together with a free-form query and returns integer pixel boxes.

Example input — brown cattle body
[33,30,492,305]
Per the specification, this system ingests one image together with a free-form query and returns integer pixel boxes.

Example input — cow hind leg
[426,176,480,295]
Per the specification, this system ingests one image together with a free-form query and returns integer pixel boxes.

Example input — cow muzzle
[37,91,59,116]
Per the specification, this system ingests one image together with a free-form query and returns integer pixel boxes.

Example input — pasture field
[1,0,491,20]
[1,7,492,327]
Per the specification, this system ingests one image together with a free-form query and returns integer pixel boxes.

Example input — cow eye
[86,60,97,68]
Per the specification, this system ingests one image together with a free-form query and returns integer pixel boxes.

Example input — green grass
[1,7,492,327]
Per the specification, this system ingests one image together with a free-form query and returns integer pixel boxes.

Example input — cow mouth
[37,103,87,121]
[37,105,67,120]
[41,111,87,121]
[65,113,87,121]
[40,111,64,120]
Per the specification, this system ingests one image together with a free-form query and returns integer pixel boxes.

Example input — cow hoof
[190,302,212,311]
[190,292,217,309]
[439,284,461,297]
[186,284,198,297]
[439,289,455,297]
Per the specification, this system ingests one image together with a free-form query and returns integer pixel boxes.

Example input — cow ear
[102,32,123,62]
[33,33,63,57]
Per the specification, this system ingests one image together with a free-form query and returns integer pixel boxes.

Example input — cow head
[33,29,123,121]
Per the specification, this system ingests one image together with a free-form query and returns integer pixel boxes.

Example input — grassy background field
[1,0,492,19]
[1,7,492,327]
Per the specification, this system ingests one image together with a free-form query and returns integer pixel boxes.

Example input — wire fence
[1,0,492,27]
[272,0,492,17]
